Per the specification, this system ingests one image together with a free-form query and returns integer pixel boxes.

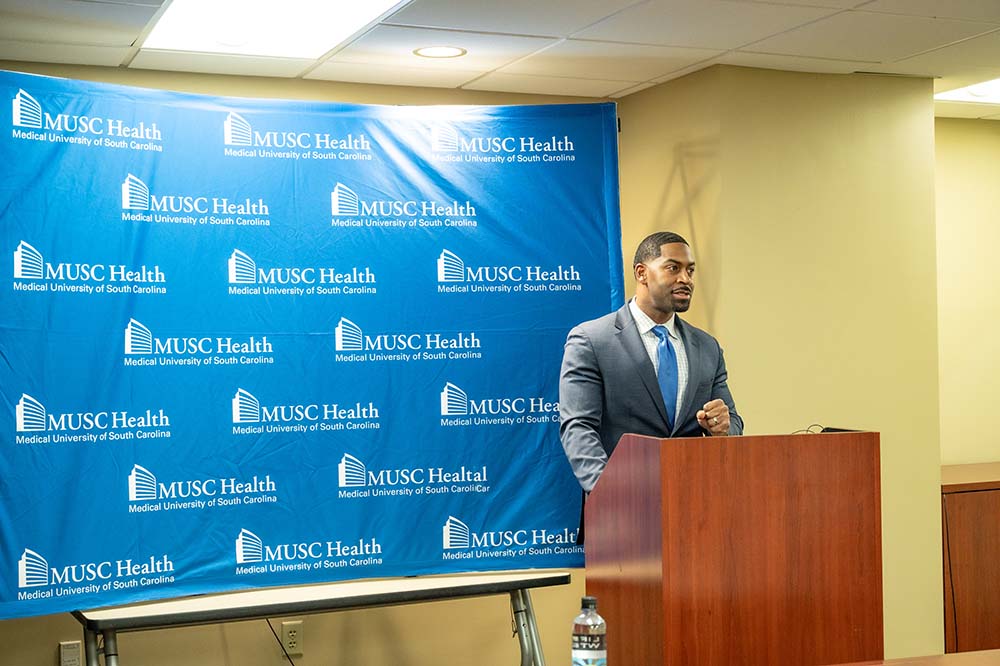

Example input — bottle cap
[582,595,597,609]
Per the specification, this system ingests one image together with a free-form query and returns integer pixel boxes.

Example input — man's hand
[697,399,730,436]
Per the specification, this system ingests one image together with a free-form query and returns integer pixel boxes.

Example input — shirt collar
[629,298,678,339]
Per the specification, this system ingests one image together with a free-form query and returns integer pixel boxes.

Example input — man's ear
[634,263,646,284]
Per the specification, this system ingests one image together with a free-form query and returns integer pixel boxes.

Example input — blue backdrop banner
[0,70,623,619]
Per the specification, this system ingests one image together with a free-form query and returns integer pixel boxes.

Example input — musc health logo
[17,549,48,587]
[337,453,489,498]
[330,182,477,229]
[15,393,171,443]
[123,318,273,367]
[227,249,376,296]
[231,388,380,434]
[443,516,471,549]
[441,516,579,559]
[439,383,559,426]
[16,547,175,598]
[222,112,371,158]
[12,89,41,128]
[12,240,166,295]
[128,464,277,511]
[334,317,482,362]
[437,249,582,294]
[429,123,576,163]
[11,88,163,151]
[121,174,270,224]
[233,529,383,572]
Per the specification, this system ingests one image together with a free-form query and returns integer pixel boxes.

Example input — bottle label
[571,649,607,666]
[572,634,606,651]
[572,634,607,666]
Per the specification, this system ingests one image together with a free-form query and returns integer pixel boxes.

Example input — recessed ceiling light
[143,0,407,59]
[413,46,468,59]
[935,77,1000,104]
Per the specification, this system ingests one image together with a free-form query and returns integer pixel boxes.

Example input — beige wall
[618,66,943,658]
[935,118,1000,465]
[617,66,723,327]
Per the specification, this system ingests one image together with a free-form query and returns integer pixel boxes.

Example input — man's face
[636,242,695,315]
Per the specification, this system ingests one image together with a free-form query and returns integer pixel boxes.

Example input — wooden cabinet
[941,463,1000,653]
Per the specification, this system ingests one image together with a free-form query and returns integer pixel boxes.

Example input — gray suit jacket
[559,303,743,492]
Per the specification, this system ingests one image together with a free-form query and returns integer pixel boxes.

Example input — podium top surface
[621,431,876,445]
[838,648,1000,664]
[941,462,1000,493]
[74,570,570,632]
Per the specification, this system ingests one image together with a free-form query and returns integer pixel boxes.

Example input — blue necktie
[652,325,678,429]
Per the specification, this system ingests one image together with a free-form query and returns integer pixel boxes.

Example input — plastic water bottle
[571,595,607,666]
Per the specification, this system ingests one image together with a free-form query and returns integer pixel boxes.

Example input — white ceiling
[1,0,1000,118]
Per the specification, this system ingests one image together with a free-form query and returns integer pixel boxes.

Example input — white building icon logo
[232,388,261,423]
[13,241,44,280]
[331,183,359,216]
[431,125,459,152]
[228,249,257,284]
[443,516,470,549]
[18,548,49,588]
[124,319,154,355]
[121,174,150,210]
[129,465,158,502]
[440,383,468,416]
[235,529,263,563]
[16,393,47,432]
[335,317,363,351]
[437,249,465,282]
[224,112,252,146]
[12,89,42,129]
[338,453,367,488]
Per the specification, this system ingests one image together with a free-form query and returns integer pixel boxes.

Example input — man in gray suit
[560,231,743,492]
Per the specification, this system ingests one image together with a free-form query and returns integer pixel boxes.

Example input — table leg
[84,628,99,666]
[509,589,534,666]
[102,629,120,666]
[522,590,546,666]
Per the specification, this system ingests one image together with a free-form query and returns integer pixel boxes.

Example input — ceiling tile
[385,0,642,37]
[0,40,128,66]
[863,0,1000,23]
[463,72,626,97]
[727,0,869,7]
[575,0,839,50]
[721,51,876,73]
[650,61,722,84]
[747,10,997,62]
[608,81,661,98]
[0,0,161,46]
[130,50,312,78]
[501,40,721,81]
[330,25,556,70]
[306,61,480,88]
[874,29,1000,74]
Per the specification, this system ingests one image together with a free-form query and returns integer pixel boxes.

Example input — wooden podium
[585,432,883,665]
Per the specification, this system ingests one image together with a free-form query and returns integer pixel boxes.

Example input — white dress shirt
[628,298,689,422]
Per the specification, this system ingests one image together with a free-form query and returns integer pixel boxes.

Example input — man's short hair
[633,232,689,266]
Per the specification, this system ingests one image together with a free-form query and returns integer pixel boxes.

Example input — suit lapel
[673,317,701,434]
[614,305,670,426]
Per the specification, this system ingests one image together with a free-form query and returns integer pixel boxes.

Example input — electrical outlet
[281,620,303,656]
[59,641,82,666]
